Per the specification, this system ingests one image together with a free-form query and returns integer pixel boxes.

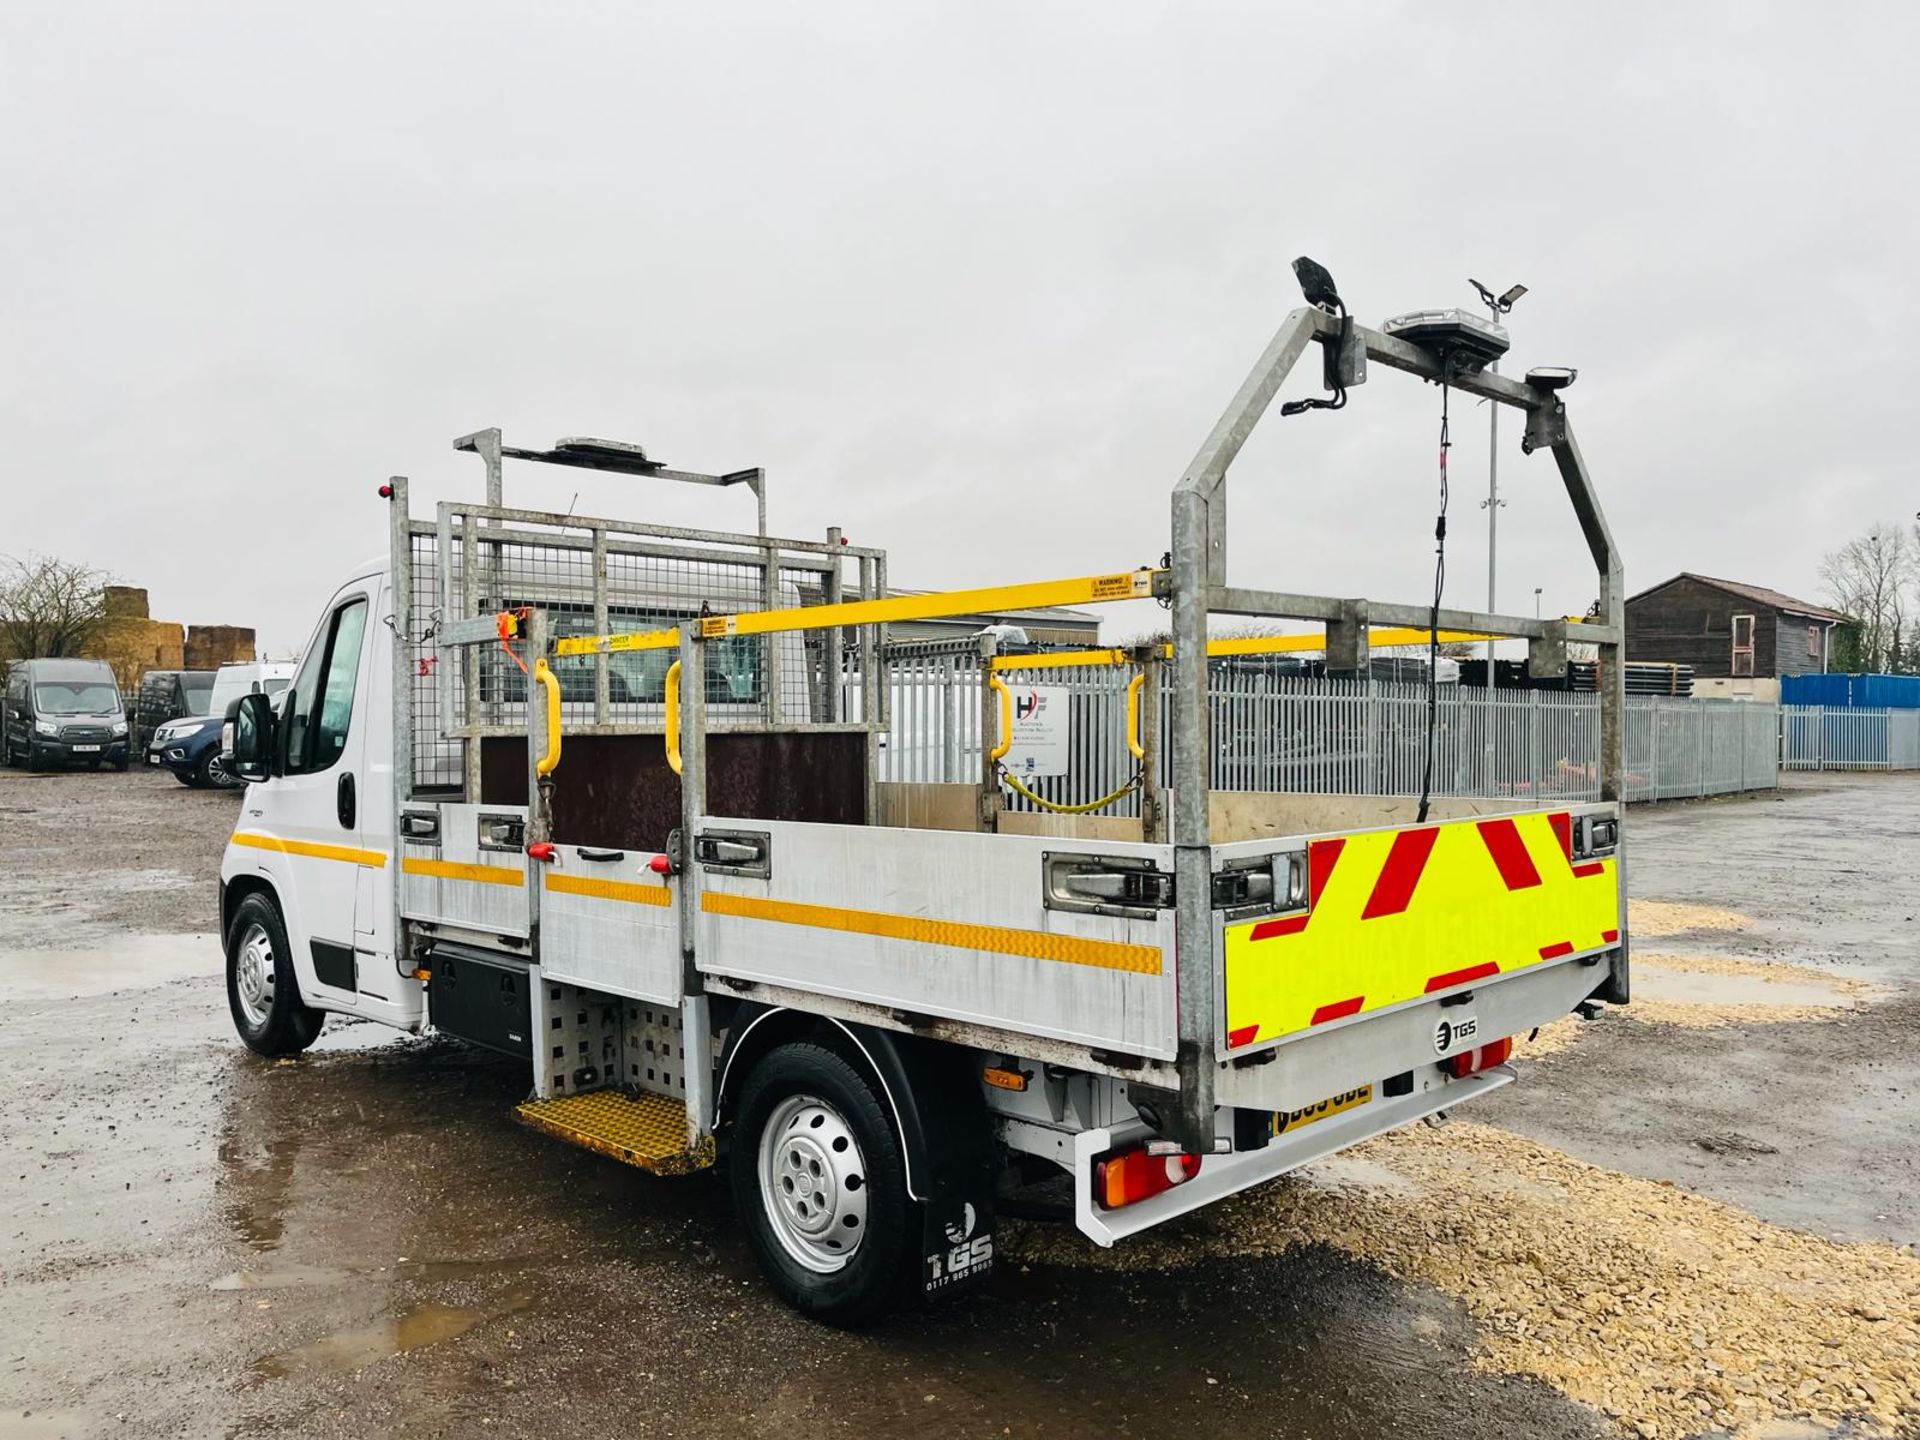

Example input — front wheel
[226,893,326,1056]
[729,1042,917,1326]
[198,747,240,789]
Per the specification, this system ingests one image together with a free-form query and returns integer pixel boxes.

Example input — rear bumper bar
[1072,1065,1513,1246]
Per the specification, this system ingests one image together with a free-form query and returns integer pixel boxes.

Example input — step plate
[515,1090,714,1175]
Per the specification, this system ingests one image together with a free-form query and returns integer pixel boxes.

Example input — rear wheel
[225,893,326,1056]
[730,1042,916,1326]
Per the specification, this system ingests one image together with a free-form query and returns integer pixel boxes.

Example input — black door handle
[337,772,356,829]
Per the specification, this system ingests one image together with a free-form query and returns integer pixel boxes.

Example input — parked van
[2,658,130,770]
[133,669,216,750]
[149,661,296,788]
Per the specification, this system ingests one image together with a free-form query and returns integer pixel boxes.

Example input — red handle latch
[526,842,556,862]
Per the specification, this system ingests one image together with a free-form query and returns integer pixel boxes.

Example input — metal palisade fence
[1781,706,1920,771]
[869,649,1789,808]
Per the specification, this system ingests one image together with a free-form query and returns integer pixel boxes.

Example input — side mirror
[229,692,276,783]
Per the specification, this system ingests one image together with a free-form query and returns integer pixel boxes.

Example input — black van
[133,669,216,750]
[1,658,130,770]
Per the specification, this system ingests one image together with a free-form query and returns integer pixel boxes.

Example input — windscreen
[181,675,216,713]
[35,682,121,715]
[207,669,289,715]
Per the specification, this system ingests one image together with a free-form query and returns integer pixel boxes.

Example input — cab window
[282,599,369,774]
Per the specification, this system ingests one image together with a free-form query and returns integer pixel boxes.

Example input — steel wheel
[233,920,277,1029]
[758,1092,869,1273]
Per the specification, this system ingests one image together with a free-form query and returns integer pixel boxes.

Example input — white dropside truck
[218,287,1631,1323]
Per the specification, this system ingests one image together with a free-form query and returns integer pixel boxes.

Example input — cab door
[266,582,378,1008]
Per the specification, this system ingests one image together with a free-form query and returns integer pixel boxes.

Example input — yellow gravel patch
[1628,899,1752,937]
[1008,1124,1920,1437]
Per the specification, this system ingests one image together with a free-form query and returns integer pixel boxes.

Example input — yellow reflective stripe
[701,891,1160,976]
[232,831,387,868]
[401,857,525,887]
[553,569,1164,657]
[545,872,672,907]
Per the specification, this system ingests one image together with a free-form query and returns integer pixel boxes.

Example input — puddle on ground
[1633,965,1852,1009]
[0,932,219,1001]
[251,1293,531,1380]
[212,1257,525,1291]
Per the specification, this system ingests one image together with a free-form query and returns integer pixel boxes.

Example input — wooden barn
[1626,573,1845,691]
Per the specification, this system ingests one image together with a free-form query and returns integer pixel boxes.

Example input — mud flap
[880,1034,996,1303]
[920,1187,995,1300]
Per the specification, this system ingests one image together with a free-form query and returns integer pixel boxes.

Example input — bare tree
[1820,526,1914,673]
[0,553,115,667]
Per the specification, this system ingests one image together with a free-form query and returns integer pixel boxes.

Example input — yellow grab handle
[664,659,683,775]
[533,659,562,776]
[1125,672,1146,761]
[988,675,1013,762]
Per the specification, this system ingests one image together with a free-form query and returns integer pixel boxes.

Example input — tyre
[197,747,240,789]
[730,1041,917,1326]
[225,892,326,1057]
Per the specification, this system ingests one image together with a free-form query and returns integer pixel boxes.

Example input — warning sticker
[1088,571,1154,602]
[700,616,737,639]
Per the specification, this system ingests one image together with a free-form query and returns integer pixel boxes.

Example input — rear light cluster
[1444,1036,1513,1079]
[1095,1145,1201,1210]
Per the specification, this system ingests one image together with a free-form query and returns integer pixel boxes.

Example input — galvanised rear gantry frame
[1161,304,1624,1150]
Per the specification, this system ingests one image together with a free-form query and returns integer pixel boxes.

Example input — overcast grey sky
[4,2,1916,654]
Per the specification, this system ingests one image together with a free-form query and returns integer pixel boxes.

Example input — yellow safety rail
[987,625,1512,671]
[551,569,1165,658]
[663,660,683,775]
[987,675,1013,762]
[1125,673,1146,761]
[532,659,563,776]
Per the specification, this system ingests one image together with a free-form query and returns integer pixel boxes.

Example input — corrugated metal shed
[1781,673,1920,709]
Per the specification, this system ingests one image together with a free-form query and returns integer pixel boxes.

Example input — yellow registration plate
[1273,1084,1373,1135]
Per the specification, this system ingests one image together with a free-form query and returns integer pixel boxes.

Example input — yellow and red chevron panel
[1222,809,1620,1051]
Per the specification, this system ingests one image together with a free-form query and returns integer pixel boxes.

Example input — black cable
[1417,375,1451,825]
[1279,303,1351,417]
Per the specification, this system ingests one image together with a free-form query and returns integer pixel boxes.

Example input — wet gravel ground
[1,768,1916,1438]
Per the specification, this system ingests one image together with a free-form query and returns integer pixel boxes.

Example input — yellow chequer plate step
[515,1090,714,1175]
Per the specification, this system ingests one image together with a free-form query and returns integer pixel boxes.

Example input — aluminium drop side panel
[694,819,1178,1061]
[536,844,680,1002]
[399,802,532,939]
